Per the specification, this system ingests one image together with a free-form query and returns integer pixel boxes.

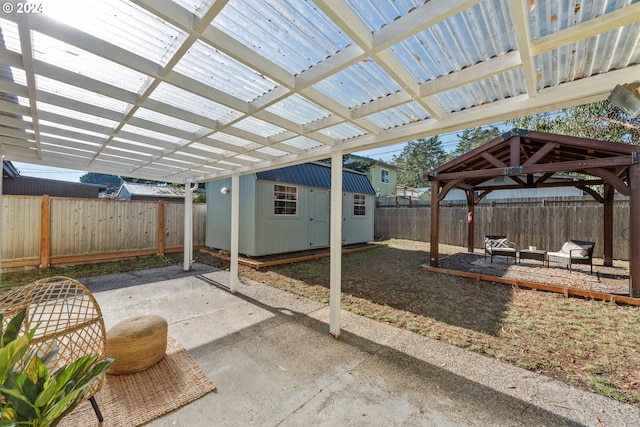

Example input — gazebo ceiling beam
[583,167,630,196]
[523,142,559,166]
[433,155,636,181]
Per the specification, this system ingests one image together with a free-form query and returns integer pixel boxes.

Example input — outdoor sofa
[484,235,517,263]
[546,240,595,273]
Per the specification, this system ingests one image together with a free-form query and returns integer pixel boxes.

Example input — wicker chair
[546,240,595,273]
[484,235,517,263]
[0,276,107,421]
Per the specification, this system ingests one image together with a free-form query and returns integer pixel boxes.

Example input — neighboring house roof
[256,162,376,195]
[116,183,185,200]
[2,161,106,198]
[346,154,398,170]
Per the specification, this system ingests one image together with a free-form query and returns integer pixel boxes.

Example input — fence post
[157,201,165,256]
[40,195,51,269]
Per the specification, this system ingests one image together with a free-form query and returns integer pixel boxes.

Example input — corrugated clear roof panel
[112,137,164,152]
[45,0,185,67]
[120,124,182,145]
[38,120,108,142]
[364,101,431,129]
[0,18,20,52]
[313,60,402,108]
[31,32,148,94]
[528,0,638,39]
[317,122,365,140]
[535,24,640,90]
[280,136,324,151]
[39,133,99,151]
[265,94,331,125]
[213,0,351,74]
[40,142,93,158]
[344,0,424,31]
[174,40,278,102]
[37,103,119,130]
[36,76,130,113]
[149,82,237,122]
[255,146,291,157]
[233,154,262,163]
[232,116,285,138]
[206,133,258,150]
[434,69,525,113]
[8,66,26,85]
[133,108,203,133]
[388,0,516,83]
[190,142,228,156]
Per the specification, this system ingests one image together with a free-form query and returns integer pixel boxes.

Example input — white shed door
[309,189,329,248]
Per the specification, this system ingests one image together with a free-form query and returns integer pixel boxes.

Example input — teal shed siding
[205,163,375,256]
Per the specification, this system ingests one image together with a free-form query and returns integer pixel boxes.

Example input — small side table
[518,249,546,264]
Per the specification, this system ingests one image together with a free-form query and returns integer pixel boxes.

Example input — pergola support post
[630,164,640,298]
[230,174,240,293]
[465,190,475,253]
[430,180,440,267]
[603,184,614,267]
[329,151,343,338]
[183,183,196,272]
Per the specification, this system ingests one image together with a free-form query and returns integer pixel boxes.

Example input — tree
[79,172,122,190]
[453,126,501,156]
[121,176,171,186]
[393,136,447,187]
[322,155,373,174]
[507,101,640,144]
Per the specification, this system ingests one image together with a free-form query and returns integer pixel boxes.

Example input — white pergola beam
[419,51,523,98]
[531,3,640,55]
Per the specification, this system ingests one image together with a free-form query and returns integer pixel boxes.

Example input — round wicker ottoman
[106,315,168,375]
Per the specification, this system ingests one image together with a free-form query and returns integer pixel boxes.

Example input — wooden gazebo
[427,129,640,297]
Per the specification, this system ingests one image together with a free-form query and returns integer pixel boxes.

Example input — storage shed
[206,162,376,257]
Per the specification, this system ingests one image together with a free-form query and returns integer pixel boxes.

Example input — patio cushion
[561,241,588,257]
[547,251,589,260]
[486,238,509,248]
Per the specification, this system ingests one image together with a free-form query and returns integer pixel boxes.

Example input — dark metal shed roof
[256,162,376,195]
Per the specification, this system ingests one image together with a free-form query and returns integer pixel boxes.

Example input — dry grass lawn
[237,239,640,406]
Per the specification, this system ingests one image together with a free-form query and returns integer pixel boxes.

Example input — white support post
[230,174,240,293]
[329,151,343,337]
[183,182,196,272]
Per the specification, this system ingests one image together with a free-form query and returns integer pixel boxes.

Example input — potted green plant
[0,309,113,427]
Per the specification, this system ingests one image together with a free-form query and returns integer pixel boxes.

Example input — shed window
[353,194,366,216]
[380,169,389,183]
[274,185,297,215]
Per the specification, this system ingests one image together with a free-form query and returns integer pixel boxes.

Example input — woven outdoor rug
[60,337,216,427]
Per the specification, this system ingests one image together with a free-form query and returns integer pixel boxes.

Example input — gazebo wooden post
[465,190,475,253]
[630,163,640,298]
[430,180,440,267]
[603,184,614,267]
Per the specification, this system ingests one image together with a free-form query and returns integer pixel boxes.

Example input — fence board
[2,196,40,260]
[1,196,207,269]
[51,198,158,256]
[375,204,631,260]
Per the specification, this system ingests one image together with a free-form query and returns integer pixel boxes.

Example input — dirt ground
[229,239,640,406]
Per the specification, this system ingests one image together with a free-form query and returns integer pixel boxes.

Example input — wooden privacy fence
[2,195,206,270]
[375,204,631,261]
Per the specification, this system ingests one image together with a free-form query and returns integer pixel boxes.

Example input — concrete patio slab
[81,265,640,426]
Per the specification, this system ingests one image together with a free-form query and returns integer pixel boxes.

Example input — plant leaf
[1,310,26,347]
[0,334,32,383]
